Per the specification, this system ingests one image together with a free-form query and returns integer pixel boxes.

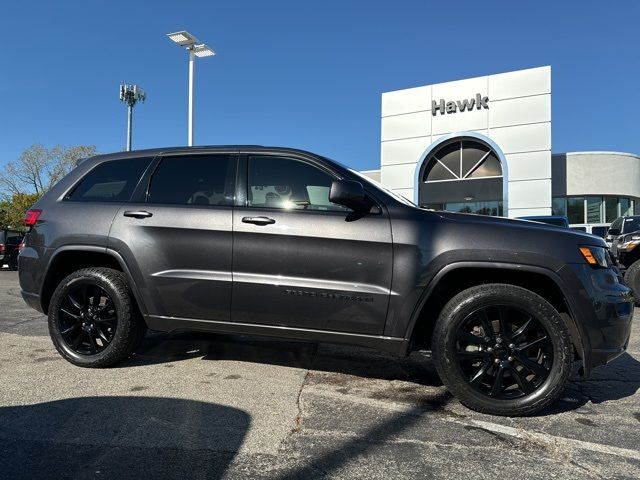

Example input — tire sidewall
[48,271,131,366]
[434,285,570,414]
[624,261,640,305]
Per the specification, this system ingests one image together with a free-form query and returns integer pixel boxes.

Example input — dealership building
[362,66,640,233]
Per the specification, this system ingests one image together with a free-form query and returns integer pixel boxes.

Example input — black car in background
[0,230,24,270]
[605,215,640,249]
[608,216,640,304]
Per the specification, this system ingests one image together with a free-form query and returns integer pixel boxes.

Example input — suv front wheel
[432,283,572,416]
[48,267,146,367]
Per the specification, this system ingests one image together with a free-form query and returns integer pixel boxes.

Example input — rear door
[109,152,237,321]
[230,153,393,335]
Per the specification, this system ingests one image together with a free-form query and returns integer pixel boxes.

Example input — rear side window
[67,158,152,202]
[147,155,233,206]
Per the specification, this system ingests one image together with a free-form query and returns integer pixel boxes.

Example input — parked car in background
[518,215,569,228]
[0,230,24,270]
[18,146,634,416]
[607,216,640,304]
[605,216,640,249]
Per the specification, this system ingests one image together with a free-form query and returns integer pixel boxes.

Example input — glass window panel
[467,154,502,178]
[423,203,444,210]
[552,197,567,216]
[444,201,502,216]
[460,141,490,177]
[591,226,608,238]
[567,197,585,224]
[604,196,618,222]
[148,155,232,206]
[622,217,640,233]
[433,142,461,177]
[67,158,152,203]
[248,155,349,212]
[620,197,633,217]
[424,157,457,181]
[586,197,602,223]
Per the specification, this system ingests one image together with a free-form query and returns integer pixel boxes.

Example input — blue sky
[0,1,638,172]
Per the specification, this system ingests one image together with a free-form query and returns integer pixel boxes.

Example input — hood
[429,210,606,247]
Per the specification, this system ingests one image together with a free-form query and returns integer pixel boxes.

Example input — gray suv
[18,146,634,416]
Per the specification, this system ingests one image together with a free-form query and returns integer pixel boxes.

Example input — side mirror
[608,228,621,236]
[329,180,368,212]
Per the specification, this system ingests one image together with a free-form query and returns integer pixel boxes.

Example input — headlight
[618,234,640,252]
[579,246,612,268]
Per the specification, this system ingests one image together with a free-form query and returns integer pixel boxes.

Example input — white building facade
[364,66,640,232]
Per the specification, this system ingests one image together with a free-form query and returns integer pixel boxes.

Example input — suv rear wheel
[432,283,572,416]
[48,267,146,367]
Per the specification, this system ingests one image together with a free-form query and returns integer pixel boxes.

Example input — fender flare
[404,261,587,367]
[40,245,148,316]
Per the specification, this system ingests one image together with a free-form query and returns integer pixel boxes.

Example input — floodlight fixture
[193,44,215,58]
[166,30,216,146]
[166,31,199,47]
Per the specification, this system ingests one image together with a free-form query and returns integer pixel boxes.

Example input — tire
[8,255,18,271]
[48,267,146,368]
[432,283,572,416]
[623,260,640,305]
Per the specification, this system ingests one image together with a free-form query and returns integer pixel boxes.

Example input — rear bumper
[559,264,634,375]
[21,290,43,313]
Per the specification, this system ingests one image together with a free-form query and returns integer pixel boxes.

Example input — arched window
[419,138,504,216]
[422,140,502,182]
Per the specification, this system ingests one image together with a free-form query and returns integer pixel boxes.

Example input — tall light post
[119,84,146,151]
[166,31,215,146]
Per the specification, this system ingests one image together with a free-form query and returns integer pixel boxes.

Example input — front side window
[148,155,233,206]
[67,157,152,202]
[247,156,349,212]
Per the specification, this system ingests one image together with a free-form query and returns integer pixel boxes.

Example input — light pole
[166,31,215,146]
[119,84,146,151]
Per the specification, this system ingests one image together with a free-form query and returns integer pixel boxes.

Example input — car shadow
[0,396,250,479]
[542,352,640,415]
[123,331,442,386]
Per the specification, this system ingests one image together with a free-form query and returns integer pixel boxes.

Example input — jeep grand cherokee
[18,146,634,416]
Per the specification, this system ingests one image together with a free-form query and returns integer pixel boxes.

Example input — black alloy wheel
[432,283,572,416]
[454,305,553,399]
[57,283,118,355]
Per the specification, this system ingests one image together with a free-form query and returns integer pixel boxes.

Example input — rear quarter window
[66,157,152,202]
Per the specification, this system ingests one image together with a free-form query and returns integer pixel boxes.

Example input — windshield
[622,217,640,233]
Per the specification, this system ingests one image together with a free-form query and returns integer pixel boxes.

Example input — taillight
[24,209,42,227]
[0,244,4,254]
[18,241,25,253]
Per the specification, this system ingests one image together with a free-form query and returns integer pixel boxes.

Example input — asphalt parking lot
[1,269,639,479]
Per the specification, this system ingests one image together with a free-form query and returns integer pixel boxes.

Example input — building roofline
[553,151,640,159]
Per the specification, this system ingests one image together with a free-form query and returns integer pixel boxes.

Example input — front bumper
[559,263,634,375]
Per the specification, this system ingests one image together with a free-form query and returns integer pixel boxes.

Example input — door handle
[123,210,153,219]
[242,216,275,225]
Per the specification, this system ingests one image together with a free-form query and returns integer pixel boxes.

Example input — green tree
[0,192,41,231]
[0,144,97,196]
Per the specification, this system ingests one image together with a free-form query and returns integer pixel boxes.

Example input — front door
[231,154,393,335]
[109,152,237,321]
